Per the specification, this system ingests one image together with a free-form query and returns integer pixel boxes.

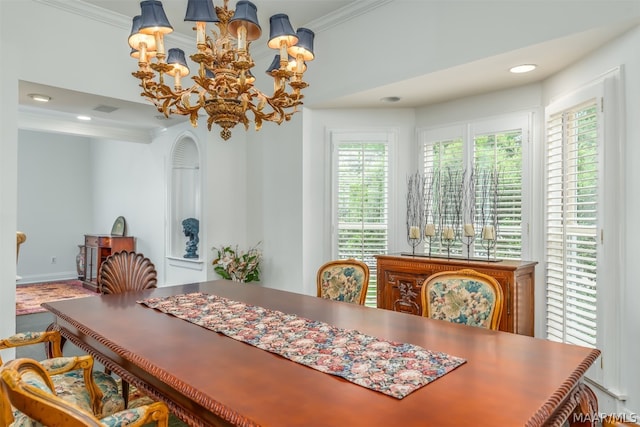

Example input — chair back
[98,251,157,294]
[421,268,503,330]
[16,231,26,261]
[316,259,370,305]
[0,358,104,427]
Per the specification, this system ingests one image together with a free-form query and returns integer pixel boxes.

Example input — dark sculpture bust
[182,218,199,259]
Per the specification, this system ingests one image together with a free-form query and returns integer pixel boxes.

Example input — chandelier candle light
[128,0,315,140]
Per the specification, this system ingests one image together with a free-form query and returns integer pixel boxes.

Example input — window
[331,131,393,307]
[545,99,599,349]
[544,70,622,390]
[418,115,530,260]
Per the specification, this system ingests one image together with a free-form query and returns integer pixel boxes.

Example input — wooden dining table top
[43,280,600,427]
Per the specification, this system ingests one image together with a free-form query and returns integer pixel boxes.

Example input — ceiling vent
[93,105,119,113]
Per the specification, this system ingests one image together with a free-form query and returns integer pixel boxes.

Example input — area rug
[16,280,96,316]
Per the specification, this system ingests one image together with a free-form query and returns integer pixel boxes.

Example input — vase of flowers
[211,242,262,283]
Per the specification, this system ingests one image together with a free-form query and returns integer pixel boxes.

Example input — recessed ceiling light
[77,115,92,121]
[509,64,537,74]
[380,96,401,103]
[28,93,51,102]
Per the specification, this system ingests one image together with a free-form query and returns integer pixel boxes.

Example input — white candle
[409,226,420,239]
[443,227,454,240]
[482,225,495,240]
[424,224,436,237]
[463,223,475,237]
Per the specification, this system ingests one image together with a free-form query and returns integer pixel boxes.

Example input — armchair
[0,357,169,427]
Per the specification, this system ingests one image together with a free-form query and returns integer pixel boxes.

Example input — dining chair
[98,251,157,294]
[420,268,504,330]
[316,259,370,305]
[0,331,125,421]
[0,357,169,427]
[97,251,157,407]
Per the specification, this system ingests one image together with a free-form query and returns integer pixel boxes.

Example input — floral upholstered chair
[316,259,370,305]
[0,357,169,427]
[0,331,126,426]
[420,269,504,330]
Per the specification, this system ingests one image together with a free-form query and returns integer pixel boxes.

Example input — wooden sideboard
[82,234,135,292]
[375,254,537,336]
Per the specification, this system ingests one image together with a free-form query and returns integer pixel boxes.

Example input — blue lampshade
[267,14,298,49]
[265,54,281,74]
[288,28,315,61]
[139,0,173,35]
[228,0,261,41]
[128,15,157,51]
[184,0,219,22]
[166,48,189,76]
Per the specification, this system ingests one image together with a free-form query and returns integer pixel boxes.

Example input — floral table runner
[138,292,466,399]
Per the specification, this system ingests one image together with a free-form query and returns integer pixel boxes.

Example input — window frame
[543,68,623,392]
[329,129,397,307]
[417,113,532,260]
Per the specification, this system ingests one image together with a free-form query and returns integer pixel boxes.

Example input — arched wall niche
[168,132,202,264]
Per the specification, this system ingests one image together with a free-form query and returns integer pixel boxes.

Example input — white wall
[301,108,416,296]
[17,130,93,283]
[0,1,18,360]
[541,24,640,419]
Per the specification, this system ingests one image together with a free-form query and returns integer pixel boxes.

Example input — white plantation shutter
[545,99,599,348]
[421,137,464,256]
[419,116,527,260]
[332,132,391,307]
[473,130,523,260]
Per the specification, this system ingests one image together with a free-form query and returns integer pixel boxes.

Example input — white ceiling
[17,0,640,139]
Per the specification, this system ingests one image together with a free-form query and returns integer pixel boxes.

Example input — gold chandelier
[128,0,315,140]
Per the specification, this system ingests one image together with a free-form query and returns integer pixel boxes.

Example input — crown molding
[34,0,392,56]
[19,108,154,144]
[33,0,193,47]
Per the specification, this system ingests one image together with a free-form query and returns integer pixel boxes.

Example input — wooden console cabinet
[375,254,537,336]
[82,235,135,292]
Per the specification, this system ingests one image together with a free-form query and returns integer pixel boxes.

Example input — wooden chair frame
[420,268,504,330]
[0,358,168,427]
[316,259,370,305]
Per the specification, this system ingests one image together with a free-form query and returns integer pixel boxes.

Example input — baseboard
[16,271,78,285]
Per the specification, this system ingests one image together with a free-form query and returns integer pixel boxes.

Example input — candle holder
[442,237,454,259]
[424,224,436,257]
[480,225,496,261]
[425,236,433,257]
[407,226,422,256]
[462,224,476,261]
[480,238,496,261]
[463,235,475,261]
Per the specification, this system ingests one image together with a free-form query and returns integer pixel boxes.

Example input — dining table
[43,280,601,426]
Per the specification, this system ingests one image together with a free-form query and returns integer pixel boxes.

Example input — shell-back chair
[98,251,157,295]
[0,357,169,427]
[420,268,504,330]
[316,259,370,305]
[97,251,157,406]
